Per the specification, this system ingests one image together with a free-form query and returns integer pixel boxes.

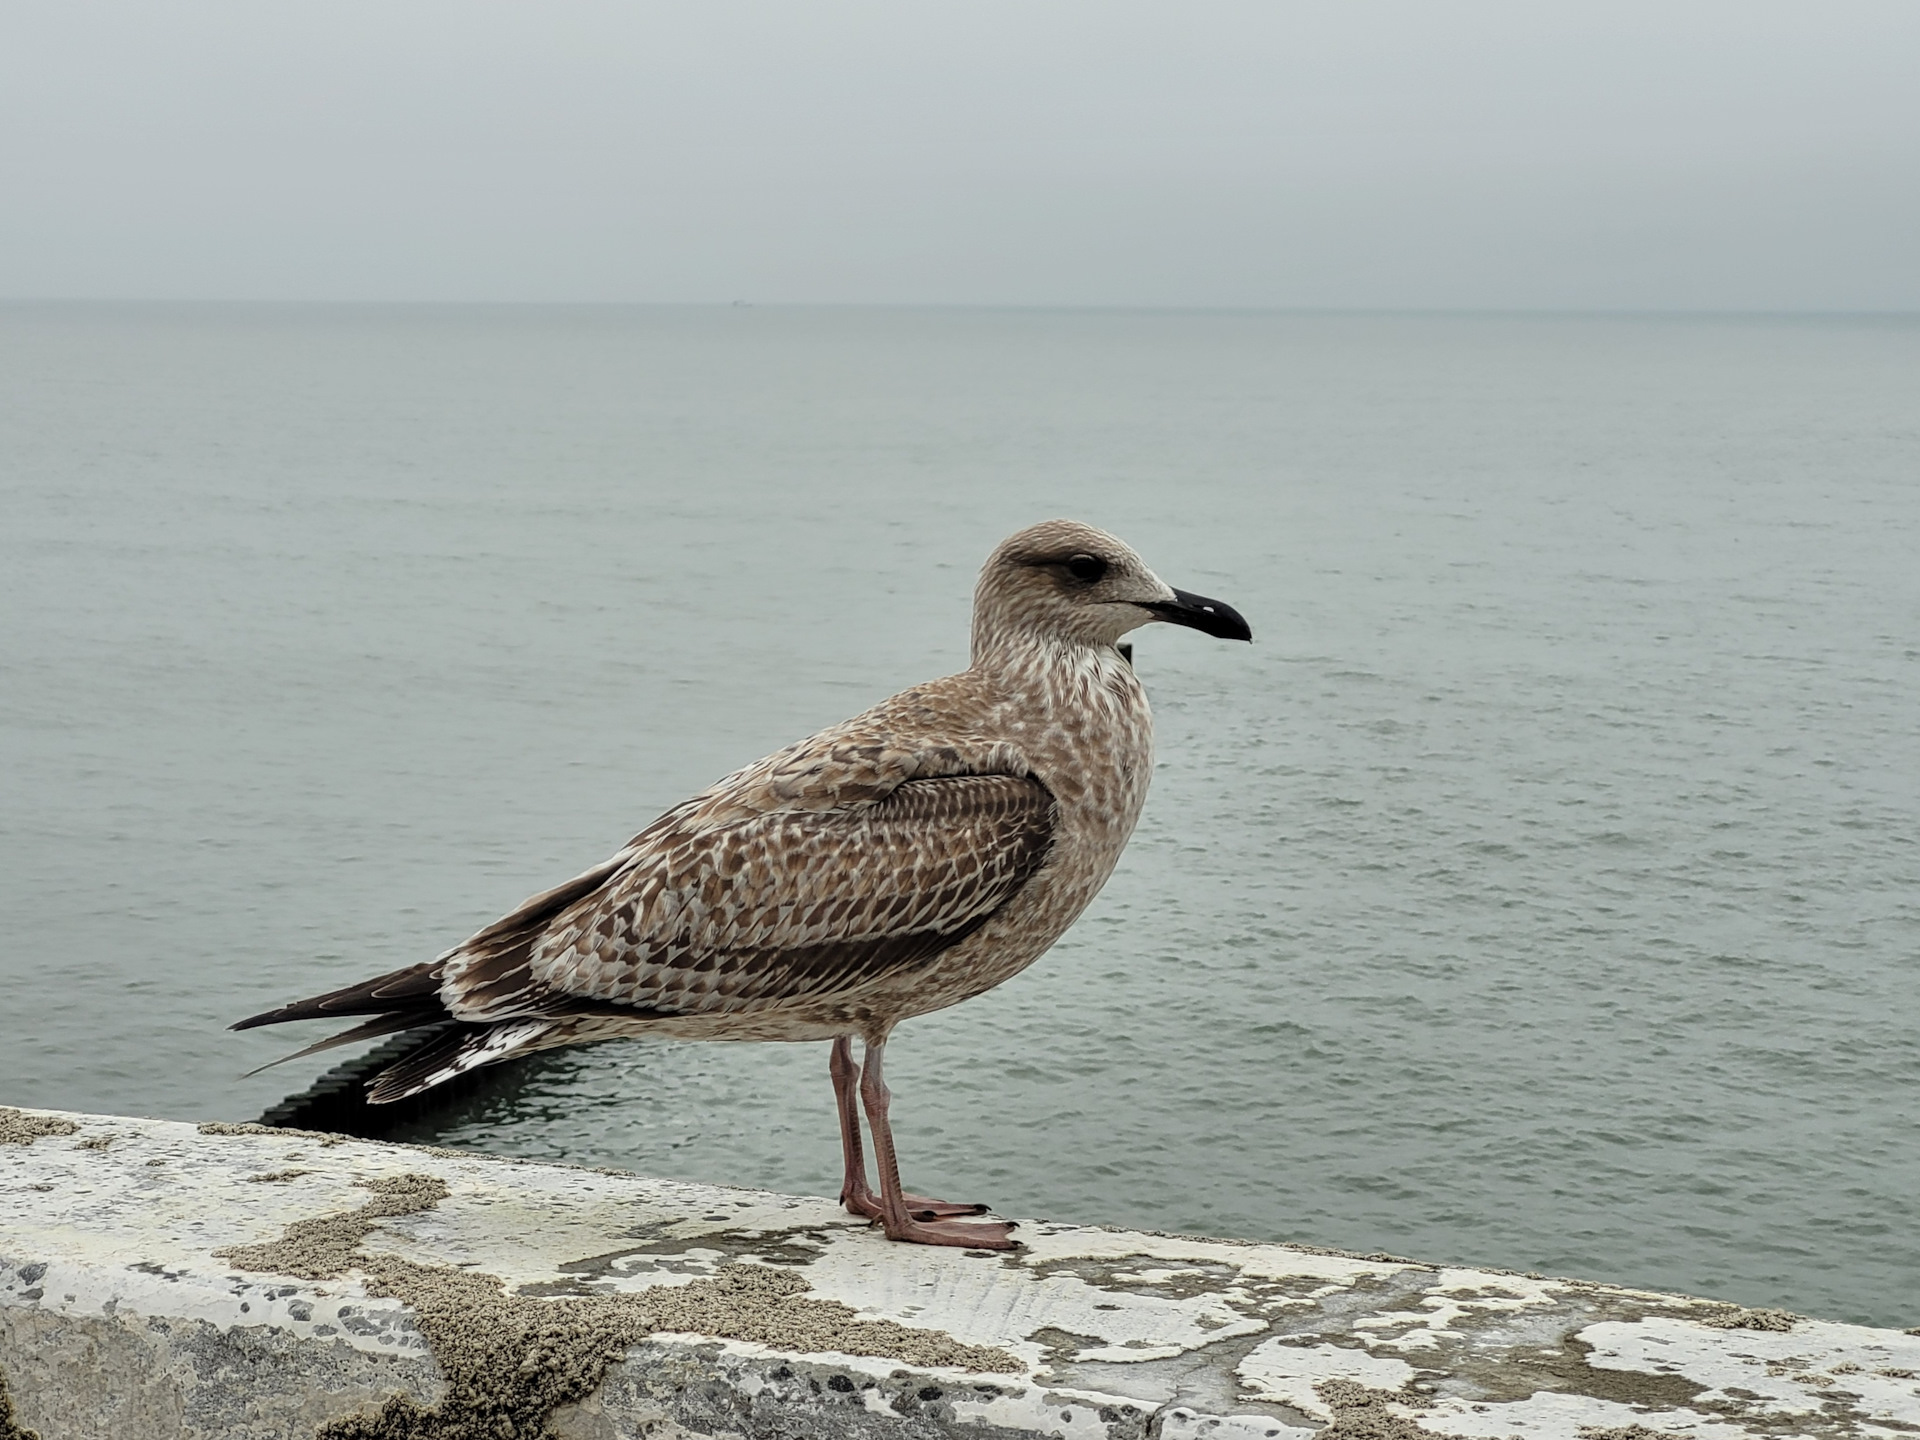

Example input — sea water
[3,304,1916,1325]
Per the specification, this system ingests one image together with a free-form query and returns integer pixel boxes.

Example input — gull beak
[1141,588,1252,642]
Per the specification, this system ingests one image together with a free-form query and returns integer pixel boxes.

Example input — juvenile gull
[235,519,1251,1247]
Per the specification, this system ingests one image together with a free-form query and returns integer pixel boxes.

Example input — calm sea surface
[3,304,1916,1326]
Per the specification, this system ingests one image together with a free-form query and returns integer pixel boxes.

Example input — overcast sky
[4,1,1917,309]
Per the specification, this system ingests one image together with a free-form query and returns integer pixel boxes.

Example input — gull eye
[1065,554,1107,584]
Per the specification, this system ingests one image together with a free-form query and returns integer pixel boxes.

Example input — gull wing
[446,772,1057,1022]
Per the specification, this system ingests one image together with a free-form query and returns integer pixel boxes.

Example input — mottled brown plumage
[236,519,1250,1246]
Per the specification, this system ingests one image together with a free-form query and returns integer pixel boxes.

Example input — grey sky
[4,1,1916,308]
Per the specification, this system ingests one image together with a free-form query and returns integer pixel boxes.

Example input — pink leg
[832,1037,990,1222]
[831,1036,878,1215]
[857,1035,1016,1248]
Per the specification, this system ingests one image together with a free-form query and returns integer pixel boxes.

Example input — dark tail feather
[233,961,559,1105]
[231,961,448,1031]
[364,1018,559,1104]
[240,1011,444,1078]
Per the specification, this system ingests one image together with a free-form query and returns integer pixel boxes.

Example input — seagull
[235,519,1251,1247]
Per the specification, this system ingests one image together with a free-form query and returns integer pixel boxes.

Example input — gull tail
[362,1020,561,1103]
[234,961,558,1104]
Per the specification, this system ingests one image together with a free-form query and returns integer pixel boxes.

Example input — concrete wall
[4,1106,1918,1439]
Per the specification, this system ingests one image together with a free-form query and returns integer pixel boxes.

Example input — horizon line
[3,297,1917,320]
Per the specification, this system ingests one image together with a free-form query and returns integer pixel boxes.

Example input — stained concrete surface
[4,1108,1919,1439]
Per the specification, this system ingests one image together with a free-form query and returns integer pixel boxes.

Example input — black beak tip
[1147,589,1252,642]
[1211,605,1254,643]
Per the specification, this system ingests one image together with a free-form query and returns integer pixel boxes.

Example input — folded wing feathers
[239,1012,451,1077]
[447,848,636,955]
[229,960,447,1031]
[447,772,1056,1021]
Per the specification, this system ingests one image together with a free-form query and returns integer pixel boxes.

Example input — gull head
[972,518,1252,659]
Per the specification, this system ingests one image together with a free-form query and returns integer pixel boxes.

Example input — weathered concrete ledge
[5,1107,1919,1440]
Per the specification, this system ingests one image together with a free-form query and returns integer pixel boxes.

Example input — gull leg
[858,1035,1015,1248]
[834,1037,990,1222]
[832,1036,879,1217]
